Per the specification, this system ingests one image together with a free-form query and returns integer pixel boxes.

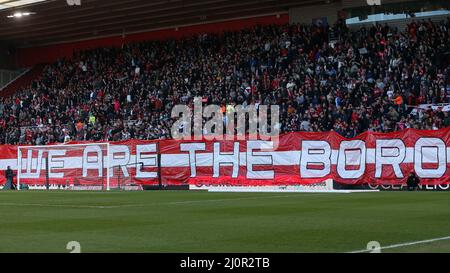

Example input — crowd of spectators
[0,17,449,145]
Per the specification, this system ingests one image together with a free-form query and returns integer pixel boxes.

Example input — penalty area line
[348,235,450,253]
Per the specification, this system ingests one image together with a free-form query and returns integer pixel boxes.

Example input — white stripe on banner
[0,159,17,170]
[0,146,449,170]
[160,151,302,167]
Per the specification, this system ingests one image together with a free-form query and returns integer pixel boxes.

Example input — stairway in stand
[0,63,45,98]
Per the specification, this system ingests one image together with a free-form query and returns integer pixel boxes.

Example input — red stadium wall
[16,14,289,68]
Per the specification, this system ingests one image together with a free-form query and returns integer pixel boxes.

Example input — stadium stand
[0,18,449,145]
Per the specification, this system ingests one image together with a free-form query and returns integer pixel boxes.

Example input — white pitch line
[348,236,450,253]
[167,193,330,205]
[0,193,328,209]
[0,202,144,209]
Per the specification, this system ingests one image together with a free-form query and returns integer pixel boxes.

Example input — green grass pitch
[0,190,449,253]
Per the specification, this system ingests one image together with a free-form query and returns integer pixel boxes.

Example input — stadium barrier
[0,128,448,189]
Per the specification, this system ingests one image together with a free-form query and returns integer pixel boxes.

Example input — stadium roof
[0,0,325,47]
[0,0,46,11]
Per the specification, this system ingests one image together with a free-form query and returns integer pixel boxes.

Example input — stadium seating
[0,18,449,145]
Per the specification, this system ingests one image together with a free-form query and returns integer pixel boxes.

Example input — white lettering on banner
[213,142,240,178]
[375,139,406,178]
[337,140,366,179]
[300,141,331,178]
[110,145,131,177]
[246,141,274,179]
[135,144,157,178]
[48,150,66,178]
[82,145,103,177]
[20,149,44,178]
[414,138,446,178]
[180,143,206,177]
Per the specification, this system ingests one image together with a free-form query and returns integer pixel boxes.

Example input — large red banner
[0,128,449,186]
